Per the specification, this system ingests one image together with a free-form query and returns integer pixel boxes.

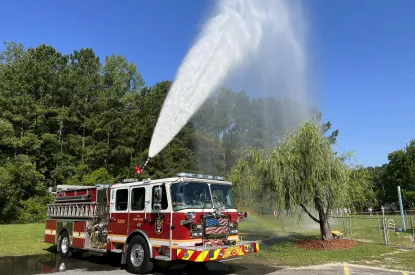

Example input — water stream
[149,0,306,158]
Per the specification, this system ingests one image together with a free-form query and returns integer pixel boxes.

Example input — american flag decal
[205,218,229,235]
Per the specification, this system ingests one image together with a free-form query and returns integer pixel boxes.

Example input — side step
[84,248,107,256]
[154,255,170,261]
[111,249,123,254]
[86,248,107,253]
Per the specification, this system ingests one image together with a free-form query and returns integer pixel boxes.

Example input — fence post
[377,212,381,230]
[411,217,414,246]
[349,214,353,239]
[382,207,389,245]
[386,217,390,246]
[344,217,347,236]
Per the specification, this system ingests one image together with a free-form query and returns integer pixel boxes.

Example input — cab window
[115,189,128,211]
[131,187,145,211]
[152,185,168,210]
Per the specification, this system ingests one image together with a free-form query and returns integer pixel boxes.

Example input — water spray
[148,0,306,157]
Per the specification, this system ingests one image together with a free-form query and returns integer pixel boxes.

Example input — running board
[154,255,170,261]
[85,248,107,253]
[111,249,122,254]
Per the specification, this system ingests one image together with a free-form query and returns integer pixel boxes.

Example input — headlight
[229,222,238,228]
[191,231,203,237]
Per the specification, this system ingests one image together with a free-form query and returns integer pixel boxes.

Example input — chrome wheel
[61,236,69,254]
[130,244,144,267]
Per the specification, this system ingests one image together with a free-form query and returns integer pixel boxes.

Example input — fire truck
[44,173,259,274]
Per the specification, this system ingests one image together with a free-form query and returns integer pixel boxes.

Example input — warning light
[135,165,143,174]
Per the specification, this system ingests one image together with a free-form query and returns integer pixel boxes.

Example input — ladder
[47,203,104,218]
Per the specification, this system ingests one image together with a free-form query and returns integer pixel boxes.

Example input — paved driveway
[38,260,413,275]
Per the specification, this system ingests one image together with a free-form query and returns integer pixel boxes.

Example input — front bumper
[176,241,259,262]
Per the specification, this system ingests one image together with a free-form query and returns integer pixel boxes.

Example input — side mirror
[153,186,162,210]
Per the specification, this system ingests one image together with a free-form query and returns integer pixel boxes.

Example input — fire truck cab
[44,173,259,274]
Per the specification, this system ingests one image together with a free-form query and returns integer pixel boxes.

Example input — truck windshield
[171,182,236,211]
[171,182,212,211]
[211,184,236,209]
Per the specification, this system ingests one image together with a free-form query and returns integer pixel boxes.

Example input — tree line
[0,42,316,223]
[366,140,415,210]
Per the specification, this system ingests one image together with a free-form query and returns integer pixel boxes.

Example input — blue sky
[1,0,414,167]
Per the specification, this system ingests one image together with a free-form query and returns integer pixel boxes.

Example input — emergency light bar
[176,172,225,181]
[122,178,137,183]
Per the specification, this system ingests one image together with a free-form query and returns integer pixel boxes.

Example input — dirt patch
[296,239,359,250]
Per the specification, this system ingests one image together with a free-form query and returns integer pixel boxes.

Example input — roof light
[122,178,137,183]
[176,173,225,181]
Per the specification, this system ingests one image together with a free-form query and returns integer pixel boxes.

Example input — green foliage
[17,195,54,224]
[0,155,46,223]
[230,121,374,239]
[82,168,115,185]
[0,41,322,223]
[366,139,415,207]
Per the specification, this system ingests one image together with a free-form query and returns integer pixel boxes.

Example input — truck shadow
[153,261,282,275]
[0,252,281,275]
[69,254,282,275]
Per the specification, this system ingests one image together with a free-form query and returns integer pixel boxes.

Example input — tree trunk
[319,211,332,240]
[300,204,332,240]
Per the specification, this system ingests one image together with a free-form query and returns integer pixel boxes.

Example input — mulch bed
[296,239,359,250]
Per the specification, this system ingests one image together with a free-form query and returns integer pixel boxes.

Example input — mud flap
[121,243,128,265]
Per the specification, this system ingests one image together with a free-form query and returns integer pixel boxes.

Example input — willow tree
[230,121,372,240]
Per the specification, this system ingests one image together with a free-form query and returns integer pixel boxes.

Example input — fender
[121,229,153,264]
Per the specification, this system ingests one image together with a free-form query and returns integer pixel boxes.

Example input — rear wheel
[126,235,153,274]
[58,231,72,258]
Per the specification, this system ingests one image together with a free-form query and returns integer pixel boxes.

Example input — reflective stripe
[152,238,202,247]
[108,234,128,243]
[176,243,259,262]
[45,229,57,235]
[72,231,86,238]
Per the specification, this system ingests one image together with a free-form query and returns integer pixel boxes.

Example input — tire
[126,235,153,274]
[58,231,72,258]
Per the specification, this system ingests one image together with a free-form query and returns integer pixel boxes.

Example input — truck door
[109,188,130,244]
[149,185,171,247]
[129,186,147,234]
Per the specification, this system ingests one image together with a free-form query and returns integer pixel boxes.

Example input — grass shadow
[43,245,57,253]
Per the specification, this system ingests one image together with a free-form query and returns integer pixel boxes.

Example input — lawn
[1,216,415,272]
[238,214,415,272]
[0,223,51,257]
[240,233,415,271]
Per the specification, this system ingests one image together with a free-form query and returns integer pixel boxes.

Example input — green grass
[242,235,415,271]
[239,214,415,271]
[0,223,52,257]
[1,217,415,272]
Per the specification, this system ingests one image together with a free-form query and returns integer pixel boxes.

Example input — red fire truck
[44,173,259,274]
